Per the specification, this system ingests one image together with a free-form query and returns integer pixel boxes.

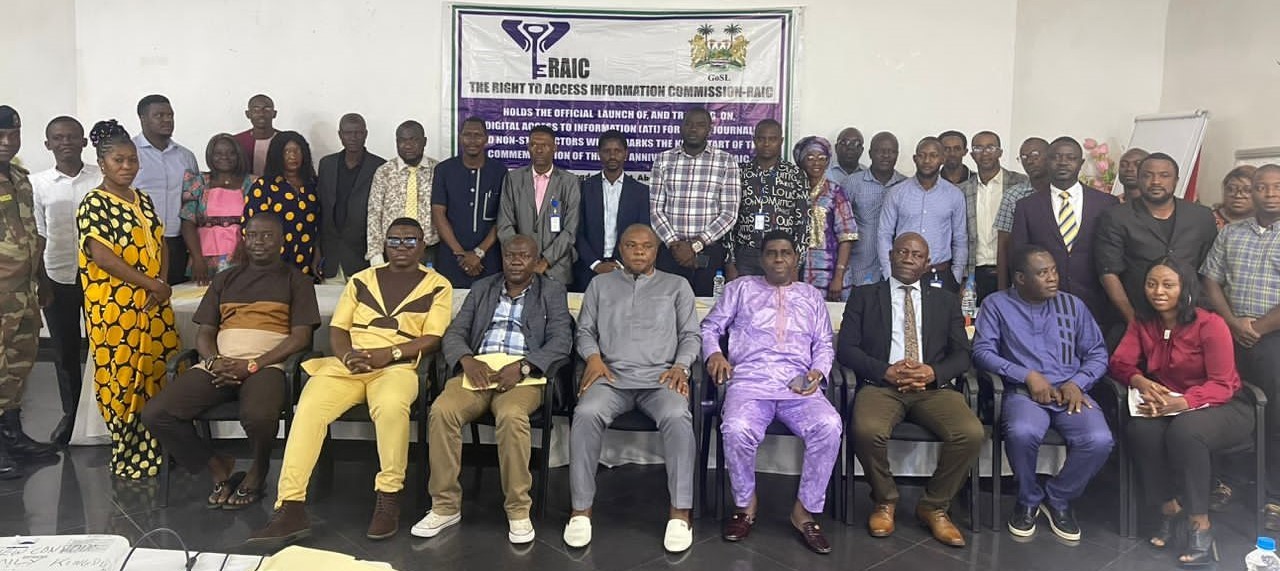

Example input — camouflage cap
[0,106,18,129]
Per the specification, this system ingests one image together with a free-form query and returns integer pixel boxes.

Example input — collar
[862,168,906,187]
[977,168,1004,187]
[134,134,174,152]
[1249,217,1280,234]
[501,279,532,300]
[888,276,919,293]
[601,172,624,186]
[1051,181,1082,198]
[395,157,425,172]
[677,145,709,159]
[49,164,93,181]
[533,165,554,178]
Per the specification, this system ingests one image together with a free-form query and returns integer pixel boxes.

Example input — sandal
[223,485,265,511]
[1208,480,1232,512]
[1150,510,1185,549]
[207,472,246,509]
[1179,525,1218,567]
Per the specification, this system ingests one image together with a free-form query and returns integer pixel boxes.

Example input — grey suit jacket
[496,165,581,286]
[440,273,574,375]
[961,167,1029,274]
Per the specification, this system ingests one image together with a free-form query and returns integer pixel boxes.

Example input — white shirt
[888,277,924,363]
[601,173,624,257]
[1050,181,1085,234]
[974,169,1004,266]
[30,164,101,284]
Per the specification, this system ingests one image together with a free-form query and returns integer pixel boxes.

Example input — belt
[930,260,953,274]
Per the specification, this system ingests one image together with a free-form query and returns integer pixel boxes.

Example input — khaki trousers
[428,377,542,519]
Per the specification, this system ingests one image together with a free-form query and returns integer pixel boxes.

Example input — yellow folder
[462,353,547,391]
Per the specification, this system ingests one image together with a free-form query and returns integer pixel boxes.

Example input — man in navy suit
[573,130,650,291]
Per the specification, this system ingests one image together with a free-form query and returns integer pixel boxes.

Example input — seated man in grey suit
[564,224,700,553]
[497,125,581,286]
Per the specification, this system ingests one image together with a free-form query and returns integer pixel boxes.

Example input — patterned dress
[77,188,180,479]
[243,176,320,279]
[180,172,256,275]
[801,180,859,299]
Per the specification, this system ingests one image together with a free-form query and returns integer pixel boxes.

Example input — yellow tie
[405,166,419,220]
[1058,190,1078,252]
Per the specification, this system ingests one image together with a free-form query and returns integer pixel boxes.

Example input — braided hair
[89,119,132,158]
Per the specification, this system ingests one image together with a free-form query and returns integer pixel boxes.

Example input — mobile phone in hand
[788,374,817,392]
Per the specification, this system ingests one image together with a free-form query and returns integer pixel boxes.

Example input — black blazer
[317,150,386,278]
[572,173,651,291]
[1010,188,1117,322]
[440,273,574,375]
[836,280,971,387]
[1095,197,1218,308]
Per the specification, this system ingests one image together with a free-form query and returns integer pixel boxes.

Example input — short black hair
[1134,256,1200,325]
[388,217,424,236]
[530,125,556,138]
[136,94,171,116]
[244,211,284,231]
[45,116,82,136]
[916,136,943,153]
[1139,152,1180,178]
[938,130,967,147]
[761,229,796,251]
[1049,136,1082,152]
[397,120,425,137]
[1011,244,1051,277]
[598,130,627,149]
[683,107,712,123]
[754,118,782,134]
[972,130,1001,147]
[461,116,488,132]
[262,131,316,184]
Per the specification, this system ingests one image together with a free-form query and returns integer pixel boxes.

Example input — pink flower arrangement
[1080,138,1116,192]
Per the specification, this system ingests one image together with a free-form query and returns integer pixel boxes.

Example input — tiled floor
[1,362,1267,570]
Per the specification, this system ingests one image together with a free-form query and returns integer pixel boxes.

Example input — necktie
[1058,190,1078,252]
[405,166,419,220]
[901,285,920,362]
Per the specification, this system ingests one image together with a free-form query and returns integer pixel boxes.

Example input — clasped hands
[1130,375,1189,417]
[580,354,689,397]
[342,347,396,374]
[207,357,251,388]
[1024,371,1092,414]
[884,359,936,394]
[460,355,524,392]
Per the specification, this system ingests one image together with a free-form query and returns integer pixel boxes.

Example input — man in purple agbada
[701,230,842,555]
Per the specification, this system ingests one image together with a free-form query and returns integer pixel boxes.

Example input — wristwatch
[520,361,532,377]
[473,247,487,258]
[204,354,220,369]
[690,240,705,254]
[391,346,404,361]
[246,359,260,374]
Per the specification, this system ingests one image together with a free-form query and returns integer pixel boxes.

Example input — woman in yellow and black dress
[77,120,180,479]
[242,130,322,281]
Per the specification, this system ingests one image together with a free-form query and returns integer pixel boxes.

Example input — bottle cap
[1259,537,1277,551]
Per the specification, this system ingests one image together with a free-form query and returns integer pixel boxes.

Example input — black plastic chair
[702,364,846,522]
[307,352,439,509]
[432,357,569,520]
[840,366,981,532]
[1109,378,1268,539]
[157,348,316,508]
[981,371,1126,531]
[563,354,709,519]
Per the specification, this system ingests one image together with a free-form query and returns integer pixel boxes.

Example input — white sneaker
[563,515,592,548]
[509,518,536,544]
[663,519,693,552]
[410,510,461,538]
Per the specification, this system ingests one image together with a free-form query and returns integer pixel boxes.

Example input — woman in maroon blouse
[1110,257,1251,567]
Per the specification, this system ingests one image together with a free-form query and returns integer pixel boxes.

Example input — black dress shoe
[1007,504,1037,537]
[0,441,18,480]
[1039,504,1080,541]
[49,415,75,448]
[0,410,56,458]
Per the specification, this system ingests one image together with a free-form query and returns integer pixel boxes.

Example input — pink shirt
[533,167,552,213]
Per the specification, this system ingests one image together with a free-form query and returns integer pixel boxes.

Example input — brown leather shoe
[916,505,966,547]
[722,512,755,541]
[366,491,402,540]
[868,502,896,537]
[797,521,832,554]
[245,501,311,550]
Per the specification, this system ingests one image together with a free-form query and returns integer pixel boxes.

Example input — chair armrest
[543,357,571,414]
[417,352,439,405]
[1105,377,1131,419]
[167,348,201,377]
[1241,381,1269,408]
[961,369,979,410]
[974,369,1003,425]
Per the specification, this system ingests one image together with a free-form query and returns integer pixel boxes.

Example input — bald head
[621,224,658,243]
[619,224,660,275]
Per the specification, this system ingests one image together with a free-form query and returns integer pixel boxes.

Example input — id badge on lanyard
[550,198,562,233]
[929,268,944,289]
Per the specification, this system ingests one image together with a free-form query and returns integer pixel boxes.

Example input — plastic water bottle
[960,274,978,326]
[1247,537,1280,571]
[712,270,726,299]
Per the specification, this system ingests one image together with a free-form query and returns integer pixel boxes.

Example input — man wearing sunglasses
[826,127,865,193]
[249,217,453,547]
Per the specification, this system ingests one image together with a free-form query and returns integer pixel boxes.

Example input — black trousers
[41,281,83,416]
[1237,331,1280,501]
[974,265,998,305]
[1126,395,1252,515]
[656,241,725,297]
[165,236,189,285]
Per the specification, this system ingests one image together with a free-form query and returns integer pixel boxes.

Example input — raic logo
[501,20,589,80]
[689,23,749,72]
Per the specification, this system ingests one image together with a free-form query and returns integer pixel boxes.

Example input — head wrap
[792,135,831,165]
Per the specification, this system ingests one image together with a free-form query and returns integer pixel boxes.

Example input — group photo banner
[449,5,796,179]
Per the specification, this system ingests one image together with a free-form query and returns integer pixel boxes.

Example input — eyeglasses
[1018,151,1042,162]
[385,237,420,249]
[1225,183,1251,195]
[836,139,863,148]
[972,146,1001,154]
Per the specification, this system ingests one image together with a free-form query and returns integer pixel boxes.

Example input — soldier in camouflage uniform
[0,105,58,479]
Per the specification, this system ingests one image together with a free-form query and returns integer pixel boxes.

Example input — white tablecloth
[71,283,1064,476]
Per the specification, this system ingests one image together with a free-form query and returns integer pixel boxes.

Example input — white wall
[1010,0,1169,154]
[1161,0,1280,206]
[0,0,78,172]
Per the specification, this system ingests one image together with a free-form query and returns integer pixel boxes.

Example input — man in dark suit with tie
[317,113,386,280]
[573,131,650,292]
[1009,136,1117,330]
[838,232,980,548]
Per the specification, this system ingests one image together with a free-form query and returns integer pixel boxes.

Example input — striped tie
[1058,191,1078,252]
